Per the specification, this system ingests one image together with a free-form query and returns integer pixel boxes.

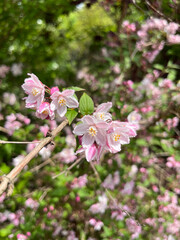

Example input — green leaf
[65,109,78,124]
[68,86,85,91]
[79,93,94,115]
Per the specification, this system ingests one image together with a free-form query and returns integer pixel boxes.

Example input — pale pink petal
[95,129,106,146]
[82,133,94,147]
[85,144,97,162]
[82,115,95,125]
[57,105,67,117]
[73,123,89,135]
[62,89,74,97]
[75,147,84,155]
[96,102,112,113]
[50,91,60,100]
[96,121,109,129]
[65,96,79,108]
[119,133,130,145]
[50,101,57,111]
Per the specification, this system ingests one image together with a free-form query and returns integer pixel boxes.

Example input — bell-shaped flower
[21,73,45,108]
[93,102,112,121]
[73,115,109,148]
[106,121,137,153]
[50,89,78,117]
[76,139,103,162]
[36,102,54,120]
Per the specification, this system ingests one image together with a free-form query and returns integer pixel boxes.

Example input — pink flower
[93,102,112,121]
[21,73,45,108]
[50,89,78,117]
[76,141,103,162]
[17,234,27,240]
[56,148,77,163]
[36,102,54,120]
[73,115,108,147]
[40,124,49,137]
[106,121,137,153]
[25,198,39,209]
[167,34,180,44]
[126,218,142,239]
[71,174,88,188]
[89,195,108,214]
[127,111,141,130]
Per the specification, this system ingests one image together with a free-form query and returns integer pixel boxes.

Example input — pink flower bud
[50,86,59,95]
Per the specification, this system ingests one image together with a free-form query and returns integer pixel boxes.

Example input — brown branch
[0,140,41,144]
[0,127,9,134]
[0,119,68,196]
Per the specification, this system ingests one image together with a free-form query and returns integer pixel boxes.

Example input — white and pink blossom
[93,102,112,121]
[73,115,108,148]
[50,89,78,117]
[36,102,54,120]
[21,73,45,108]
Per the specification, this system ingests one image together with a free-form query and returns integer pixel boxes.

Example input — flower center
[113,133,121,142]
[42,110,48,115]
[98,112,105,120]
[59,98,66,106]
[32,88,39,96]
[88,126,97,137]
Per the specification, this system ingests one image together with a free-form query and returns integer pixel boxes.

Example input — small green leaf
[68,86,85,91]
[79,93,94,115]
[65,109,78,124]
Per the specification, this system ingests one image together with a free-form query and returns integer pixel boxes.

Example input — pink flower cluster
[73,103,140,162]
[4,113,30,135]
[126,218,142,239]
[22,73,79,120]
[25,198,39,210]
[137,18,180,62]
[71,174,88,189]
[89,218,104,231]
[122,20,136,34]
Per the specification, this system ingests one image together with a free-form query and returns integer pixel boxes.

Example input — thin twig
[52,154,85,179]
[0,119,68,196]
[145,0,178,23]
[0,140,41,144]
[30,158,55,173]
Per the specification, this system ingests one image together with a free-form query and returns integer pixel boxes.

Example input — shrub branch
[0,119,68,196]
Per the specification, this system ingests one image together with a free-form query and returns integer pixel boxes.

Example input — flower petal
[85,144,97,162]
[95,128,106,146]
[65,96,79,108]
[82,133,94,147]
[96,102,112,113]
[73,123,89,135]
[62,89,74,97]
[57,105,67,117]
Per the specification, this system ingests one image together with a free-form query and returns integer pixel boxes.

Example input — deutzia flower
[50,89,79,117]
[36,102,54,120]
[93,102,112,121]
[21,73,45,108]
[73,115,108,147]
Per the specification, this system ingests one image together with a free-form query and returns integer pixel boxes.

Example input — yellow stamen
[42,110,48,115]
[59,98,66,106]
[88,126,97,137]
[98,113,105,120]
[113,133,121,142]
[32,88,39,96]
